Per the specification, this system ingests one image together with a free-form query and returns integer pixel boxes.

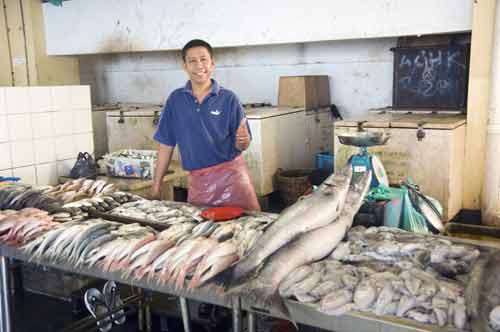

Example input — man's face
[183,46,214,86]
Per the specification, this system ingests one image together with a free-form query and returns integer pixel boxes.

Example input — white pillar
[482,0,500,226]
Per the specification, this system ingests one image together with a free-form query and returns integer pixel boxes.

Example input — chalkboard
[392,46,469,110]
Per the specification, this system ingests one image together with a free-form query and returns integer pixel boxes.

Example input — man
[151,39,261,211]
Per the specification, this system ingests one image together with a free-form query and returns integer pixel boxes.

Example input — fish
[230,166,353,282]
[188,241,239,289]
[225,171,369,319]
[466,249,500,332]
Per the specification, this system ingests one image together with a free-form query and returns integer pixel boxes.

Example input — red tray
[201,206,244,221]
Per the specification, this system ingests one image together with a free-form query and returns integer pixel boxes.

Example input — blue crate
[315,152,334,174]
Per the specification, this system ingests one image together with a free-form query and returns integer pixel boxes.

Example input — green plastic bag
[400,186,430,234]
[365,184,397,202]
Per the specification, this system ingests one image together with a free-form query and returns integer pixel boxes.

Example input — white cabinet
[333,113,466,221]
[244,106,332,196]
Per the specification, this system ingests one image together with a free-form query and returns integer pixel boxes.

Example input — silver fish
[231,166,353,281]
[227,171,369,318]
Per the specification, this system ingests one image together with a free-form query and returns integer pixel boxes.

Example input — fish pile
[279,226,483,330]
[0,208,59,246]
[58,191,140,222]
[330,226,480,278]
[21,212,275,289]
[0,185,63,213]
[109,200,203,226]
[40,178,117,203]
[23,219,153,266]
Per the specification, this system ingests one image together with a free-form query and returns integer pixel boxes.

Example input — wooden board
[0,0,13,86]
[5,0,28,85]
[333,124,466,221]
[463,0,497,209]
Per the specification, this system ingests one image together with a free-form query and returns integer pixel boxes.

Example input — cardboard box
[278,75,331,110]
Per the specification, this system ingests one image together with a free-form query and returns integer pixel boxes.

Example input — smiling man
[151,39,261,211]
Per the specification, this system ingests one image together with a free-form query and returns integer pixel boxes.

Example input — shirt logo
[210,109,221,116]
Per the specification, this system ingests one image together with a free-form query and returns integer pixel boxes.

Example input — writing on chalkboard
[392,46,469,109]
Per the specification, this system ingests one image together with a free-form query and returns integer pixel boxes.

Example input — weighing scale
[338,131,391,188]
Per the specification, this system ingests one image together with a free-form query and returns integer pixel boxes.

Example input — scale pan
[338,131,391,147]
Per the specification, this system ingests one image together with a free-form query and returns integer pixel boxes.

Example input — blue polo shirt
[154,80,249,171]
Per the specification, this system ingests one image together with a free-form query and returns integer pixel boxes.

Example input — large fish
[230,166,352,281]
[231,171,371,318]
[466,249,500,332]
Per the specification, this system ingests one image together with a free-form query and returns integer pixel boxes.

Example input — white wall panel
[43,0,472,55]
[80,38,395,118]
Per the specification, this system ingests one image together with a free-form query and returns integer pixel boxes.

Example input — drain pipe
[482,2,500,226]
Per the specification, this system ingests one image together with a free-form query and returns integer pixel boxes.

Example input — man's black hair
[182,39,213,62]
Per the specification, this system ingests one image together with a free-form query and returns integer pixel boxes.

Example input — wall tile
[73,110,93,133]
[30,87,52,113]
[5,87,31,114]
[51,86,72,112]
[34,138,56,164]
[74,133,94,154]
[7,114,33,141]
[12,166,36,185]
[54,111,73,136]
[0,88,5,115]
[0,143,12,170]
[0,169,12,178]
[71,86,91,109]
[10,141,35,167]
[36,163,58,186]
[0,116,8,142]
[55,135,76,160]
[32,113,55,139]
[57,158,76,177]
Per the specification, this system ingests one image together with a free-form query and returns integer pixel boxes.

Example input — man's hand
[235,119,251,151]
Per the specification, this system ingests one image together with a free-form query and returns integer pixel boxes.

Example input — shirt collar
[182,79,221,96]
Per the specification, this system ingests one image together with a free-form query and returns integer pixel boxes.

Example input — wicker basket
[275,169,313,206]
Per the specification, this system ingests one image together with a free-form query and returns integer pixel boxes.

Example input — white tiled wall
[0,86,93,185]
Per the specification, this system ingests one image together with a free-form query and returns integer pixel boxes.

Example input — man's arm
[151,144,175,199]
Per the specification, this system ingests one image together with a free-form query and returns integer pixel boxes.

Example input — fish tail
[234,280,295,325]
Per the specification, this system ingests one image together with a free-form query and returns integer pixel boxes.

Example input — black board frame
[392,45,470,111]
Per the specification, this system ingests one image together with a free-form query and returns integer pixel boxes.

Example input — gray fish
[374,282,395,316]
[320,289,353,313]
[490,306,500,331]
[466,251,500,332]
[231,166,353,281]
[353,280,377,310]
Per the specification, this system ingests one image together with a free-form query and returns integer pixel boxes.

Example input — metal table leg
[137,288,144,331]
[179,297,191,332]
[248,311,256,332]
[0,256,12,332]
[144,291,152,332]
[232,297,242,332]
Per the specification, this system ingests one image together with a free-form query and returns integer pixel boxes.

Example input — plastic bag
[400,186,430,234]
[188,155,261,211]
[69,152,98,179]
[365,184,397,202]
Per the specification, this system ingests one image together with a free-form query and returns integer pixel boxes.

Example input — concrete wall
[43,0,472,55]
[80,38,396,119]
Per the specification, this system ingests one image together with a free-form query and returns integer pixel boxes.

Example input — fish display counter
[0,236,496,332]
[0,168,499,332]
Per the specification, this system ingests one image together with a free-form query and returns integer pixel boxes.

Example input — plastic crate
[315,152,334,174]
